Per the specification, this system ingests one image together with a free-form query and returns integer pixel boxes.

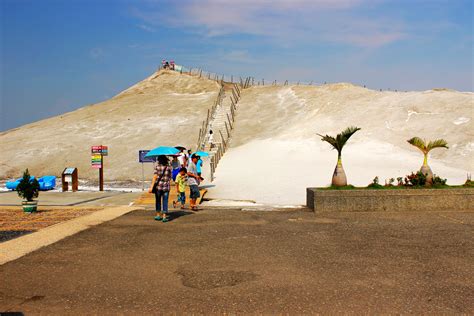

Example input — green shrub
[367,176,383,189]
[16,169,39,201]
[404,171,427,186]
[432,175,447,187]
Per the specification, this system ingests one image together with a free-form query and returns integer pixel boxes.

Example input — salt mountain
[0,70,472,205]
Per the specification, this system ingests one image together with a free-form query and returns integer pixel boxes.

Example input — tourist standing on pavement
[149,155,172,222]
[187,154,203,211]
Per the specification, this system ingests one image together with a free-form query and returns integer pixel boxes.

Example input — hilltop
[0,70,219,180]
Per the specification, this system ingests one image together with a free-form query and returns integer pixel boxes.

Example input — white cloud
[131,0,404,48]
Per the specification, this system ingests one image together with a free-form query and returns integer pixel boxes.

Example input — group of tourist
[148,148,204,222]
[161,59,175,70]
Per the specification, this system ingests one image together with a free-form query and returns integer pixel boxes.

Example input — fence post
[219,130,226,151]
[224,121,230,138]
[226,113,233,129]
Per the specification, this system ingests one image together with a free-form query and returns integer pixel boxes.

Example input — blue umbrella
[192,151,209,157]
[145,146,179,158]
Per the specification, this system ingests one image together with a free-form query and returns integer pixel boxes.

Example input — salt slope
[207,84,473,206]
[0,70,219,180]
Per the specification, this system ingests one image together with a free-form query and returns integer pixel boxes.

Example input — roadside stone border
[307,188,474,212]
[0,206,140,265]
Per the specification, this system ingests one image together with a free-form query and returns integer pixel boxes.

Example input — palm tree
[407,137,448,184]
[317,126,361,186]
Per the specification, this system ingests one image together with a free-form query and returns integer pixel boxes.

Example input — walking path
[1,209,472,313]
[133,187,207,209]
[0,206,138,265]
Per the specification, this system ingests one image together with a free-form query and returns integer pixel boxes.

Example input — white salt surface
[205,138,469,206]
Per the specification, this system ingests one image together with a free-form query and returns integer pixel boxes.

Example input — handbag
[151,166,168,194]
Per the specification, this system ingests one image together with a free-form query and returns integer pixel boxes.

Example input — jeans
[155,190,169,213]
[178,192,186,204]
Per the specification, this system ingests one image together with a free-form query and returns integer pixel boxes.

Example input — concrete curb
[0,206,141,265]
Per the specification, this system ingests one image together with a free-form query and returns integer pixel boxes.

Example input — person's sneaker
[154,216,162,221]
[162,217,169,223]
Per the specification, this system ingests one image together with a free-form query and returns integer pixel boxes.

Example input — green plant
[317,126,361,187]
[404,171,427,187]
[407,137,448,183]
[432,175,447,187]
[16,169,39,201]
[385,178,395,187]
[396,177,404,186]
[367,176,383,189]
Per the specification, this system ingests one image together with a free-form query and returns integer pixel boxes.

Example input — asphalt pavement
[1,209,473,314]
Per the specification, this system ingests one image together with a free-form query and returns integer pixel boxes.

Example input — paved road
[1,209,473,314]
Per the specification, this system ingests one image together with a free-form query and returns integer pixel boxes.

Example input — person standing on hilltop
[149,155,172,222]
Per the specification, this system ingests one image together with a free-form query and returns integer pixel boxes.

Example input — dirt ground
[1,209,473,314]
[0,207,103,232]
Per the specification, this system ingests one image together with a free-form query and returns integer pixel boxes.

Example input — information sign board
[139,150,155,163]
[91,145,108,156]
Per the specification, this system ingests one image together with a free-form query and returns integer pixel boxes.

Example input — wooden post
[224,121,230,138]
[231,75,233,83]
[226,113,233,129]
[262,79,264,86]
[197,127,202,147]
[234,84,240,96]
[219,130,226,150]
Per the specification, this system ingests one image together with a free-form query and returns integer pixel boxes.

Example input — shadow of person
[167,210,193,222]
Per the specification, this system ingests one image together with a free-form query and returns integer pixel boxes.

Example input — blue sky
[1,0,472,131]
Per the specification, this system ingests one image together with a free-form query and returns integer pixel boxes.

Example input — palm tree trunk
[332,154,347,186]
[420,153,433,184]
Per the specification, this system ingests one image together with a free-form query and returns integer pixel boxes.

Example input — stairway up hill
[0,70,220,180]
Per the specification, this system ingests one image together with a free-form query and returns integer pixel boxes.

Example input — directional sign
[92,145,108,156]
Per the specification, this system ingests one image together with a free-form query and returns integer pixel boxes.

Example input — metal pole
[142,162,144,191]
[99,154,104,191]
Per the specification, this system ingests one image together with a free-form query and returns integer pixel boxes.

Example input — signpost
[91,145,108,191]
[139,150,155,191]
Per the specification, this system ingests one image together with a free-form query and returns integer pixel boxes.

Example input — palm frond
[317,133,338,151]
[337,126,361,148]
[407,137,427,153]
[427,139,448,150]
[317,126,361,154]
[408,137,448,153]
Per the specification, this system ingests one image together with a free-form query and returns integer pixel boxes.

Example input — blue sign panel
[139,150,155,163]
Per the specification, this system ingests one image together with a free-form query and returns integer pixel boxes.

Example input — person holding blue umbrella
[148,155,172,222]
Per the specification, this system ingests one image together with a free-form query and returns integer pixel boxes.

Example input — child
[173,167,187,209]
